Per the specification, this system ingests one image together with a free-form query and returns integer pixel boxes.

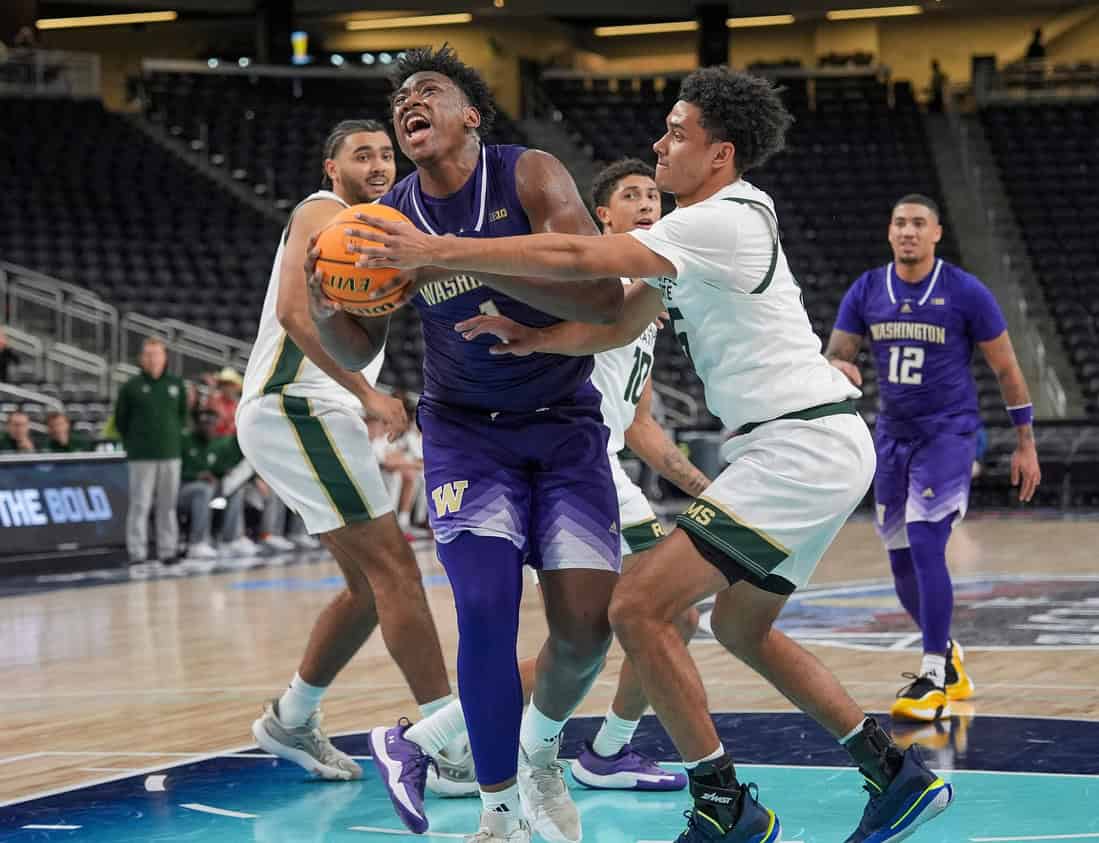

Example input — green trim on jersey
[262,334,306,395]
[676,496,789,580]
[722,197,779,295]
[622,518,666,555]
[735,398,857,436]
[280,394,373,524]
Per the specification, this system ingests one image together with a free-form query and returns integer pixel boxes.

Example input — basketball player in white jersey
[352,69,954,842]
[433,158,710,791]
[237,119,473,791]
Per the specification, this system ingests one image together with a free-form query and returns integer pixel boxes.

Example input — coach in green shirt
[114,337,188,563]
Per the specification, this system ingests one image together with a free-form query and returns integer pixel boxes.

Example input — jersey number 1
[888,346,925,385]
[624,347,653,406]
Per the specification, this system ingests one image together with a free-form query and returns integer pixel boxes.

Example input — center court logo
[695,575,1099,650]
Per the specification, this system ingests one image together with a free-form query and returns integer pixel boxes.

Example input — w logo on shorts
[431,481,469,517]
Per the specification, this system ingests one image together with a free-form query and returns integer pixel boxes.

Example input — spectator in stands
[0,327,19,383]
[115,336,188,564]
[206,367,243,436]
[178,407,252,559]
[1026,28,1046,61]
[368,410,425,538]
[42,410,88,452]
[0,410,36,452]
[928,60,947,113]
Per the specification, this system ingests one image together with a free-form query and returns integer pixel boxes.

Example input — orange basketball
[315,203,412,317]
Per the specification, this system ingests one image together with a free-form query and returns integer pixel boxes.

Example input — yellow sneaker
[890,674,951,722]
[945,639,975,701]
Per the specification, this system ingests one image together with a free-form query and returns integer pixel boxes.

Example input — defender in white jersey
[453,159,710,792]
[238,120,472,793]
[356,70,953,843]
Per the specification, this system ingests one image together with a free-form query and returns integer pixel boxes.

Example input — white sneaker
[427,737,479,797]
[467,811,532,843]
[262,534,296,552]
[224,536,259,556]
[185,542,218,560]
[251,700,362,781]
[292,534,321,550]
[517,737,581,843]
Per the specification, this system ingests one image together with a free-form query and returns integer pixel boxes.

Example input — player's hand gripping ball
[314,204,412,316]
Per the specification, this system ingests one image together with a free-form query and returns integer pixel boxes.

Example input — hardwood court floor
[3,516,1098,803]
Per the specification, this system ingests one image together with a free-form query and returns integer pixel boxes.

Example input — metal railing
[2,326,45,381]
[0,48,101,98]
[45,343,110,396]
[653,381,700,427]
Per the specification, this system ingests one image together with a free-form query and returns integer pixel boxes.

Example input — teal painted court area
[5,713,1099,843]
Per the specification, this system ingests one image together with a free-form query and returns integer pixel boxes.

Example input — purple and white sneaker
[571,740,687,791]
[368,718,433,833]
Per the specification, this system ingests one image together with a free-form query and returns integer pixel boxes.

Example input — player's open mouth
[367,176,389,187]
[403,113,432,142]
[634,217,654,228]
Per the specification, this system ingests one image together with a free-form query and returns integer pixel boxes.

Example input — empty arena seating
[0,97,281,341]
[980,102,1099,416]
[139,69,528,209]
[540,72,1001,428]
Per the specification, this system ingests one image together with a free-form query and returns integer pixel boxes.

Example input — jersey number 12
[887,346,925,385]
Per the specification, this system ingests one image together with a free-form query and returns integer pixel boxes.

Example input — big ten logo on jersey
[419,274,483,307]
[431,480,469,517]
[684,500,716,527]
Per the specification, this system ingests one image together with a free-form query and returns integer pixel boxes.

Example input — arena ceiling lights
[595,14,795,37]
[825,5,923,20]
[36,11,178,29]
[346,13,474,31]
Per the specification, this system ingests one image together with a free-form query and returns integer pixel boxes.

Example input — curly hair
[678,67,793,174]
[389,44,497,136]
[590,158,655,209]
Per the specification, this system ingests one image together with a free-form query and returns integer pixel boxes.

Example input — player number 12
[887,346,925,385]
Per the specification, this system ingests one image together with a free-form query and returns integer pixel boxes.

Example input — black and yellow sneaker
[945,639,975,701]
[890,673,951,723]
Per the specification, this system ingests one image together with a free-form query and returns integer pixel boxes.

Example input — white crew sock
[683,744,725,769]
[406,696,468,757]
[398,511,412,530]
[921,654,947,687]
[591,705,641,757]
[519,701,568,758]
[277,672,327,727]
[481,783,523,831]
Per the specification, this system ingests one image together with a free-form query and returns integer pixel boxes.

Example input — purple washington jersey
[379,143,594,413]
[382,144,619,572]
[835,258,1007,440]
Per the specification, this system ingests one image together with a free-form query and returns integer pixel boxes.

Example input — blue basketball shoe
[845,745,953,842]
[675,782,781,842]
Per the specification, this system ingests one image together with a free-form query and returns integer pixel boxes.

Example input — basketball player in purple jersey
[826,194,1041,722]
[309,46,623,843]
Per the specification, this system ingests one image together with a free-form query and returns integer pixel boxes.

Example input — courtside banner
[0,452,128,555]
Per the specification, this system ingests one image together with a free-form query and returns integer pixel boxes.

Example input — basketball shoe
[674,782,781,842]
[945,639,975,701]
[427,736,479,797]
[368,719,432,834]
[572,740,687,791]
[844,746,953,842]
[890,674,951,722]
[251,700,361,781]
[468,811,533,843]
[517,736,581,843]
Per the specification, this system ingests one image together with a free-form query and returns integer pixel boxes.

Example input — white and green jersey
[629,179,858,433]
[241,190,384,408]
[590,279,659,454]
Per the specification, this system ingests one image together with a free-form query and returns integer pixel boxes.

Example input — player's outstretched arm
[625,378,711,497]
[455,282,665,356]
[348,152,674,322]
[824,328,864,387]
[979,330,1041,502]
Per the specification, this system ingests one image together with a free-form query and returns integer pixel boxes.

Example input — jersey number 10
[624,347,653,406]
[887,346,925,385]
